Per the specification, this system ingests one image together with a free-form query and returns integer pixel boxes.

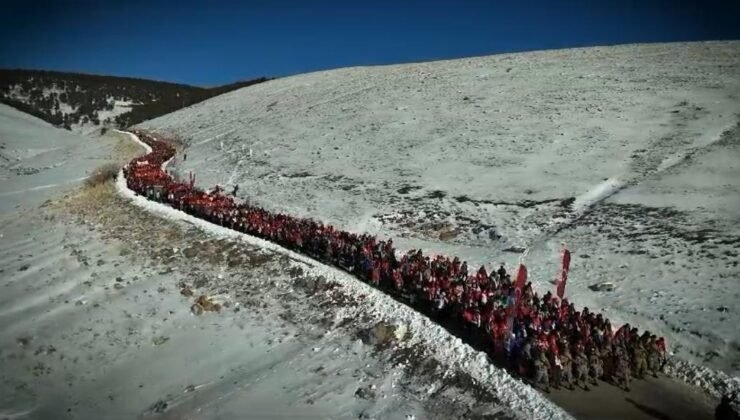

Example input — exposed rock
[359,321,409,348]
[148,400,168,414]
[179,283,194,297]
[588,282,615,292]
[193,295,221,314]
[16,336,32,347]
[354,385,377,400]
[152,336,170,346]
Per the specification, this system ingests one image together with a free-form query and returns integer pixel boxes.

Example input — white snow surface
[0,119,527,420]
[0,206,441,420]
[0,104,112,213]
[115,130,572,419]
[136,41,740,383]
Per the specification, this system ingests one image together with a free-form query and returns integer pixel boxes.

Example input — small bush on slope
[85,163,119,188]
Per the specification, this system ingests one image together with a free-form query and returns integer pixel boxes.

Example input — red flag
[504,264,528,338]
[512,263,528,318]
[556,270,567,299]
[562,249,571,273]
[514,263,527,291]
[556,248,570,299]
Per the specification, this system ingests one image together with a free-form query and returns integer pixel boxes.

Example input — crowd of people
[123,130,668,393]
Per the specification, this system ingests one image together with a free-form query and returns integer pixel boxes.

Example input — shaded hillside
[0,69,269,132]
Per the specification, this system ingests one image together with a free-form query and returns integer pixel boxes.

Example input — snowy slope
[137,41,740,378]
[0,115,531,419]
[1,203,463,420]
[0,104,114,213]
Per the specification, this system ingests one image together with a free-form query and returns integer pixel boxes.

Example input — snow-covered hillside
[2,110,530,419]
[0,103,115,212]
[138,41,740,378]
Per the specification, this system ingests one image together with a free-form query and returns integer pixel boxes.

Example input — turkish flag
[514,264,528,291]
[556,248,570,299]
[556,270,567,299]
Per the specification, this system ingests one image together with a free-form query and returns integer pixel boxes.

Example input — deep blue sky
[1,0,738,86]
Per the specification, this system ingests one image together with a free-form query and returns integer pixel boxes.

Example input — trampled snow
[136,41,740,390]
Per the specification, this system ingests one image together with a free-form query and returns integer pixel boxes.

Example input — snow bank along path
[114,130,570,418]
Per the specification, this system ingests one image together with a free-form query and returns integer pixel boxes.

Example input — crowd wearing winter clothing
[123,130,668,392]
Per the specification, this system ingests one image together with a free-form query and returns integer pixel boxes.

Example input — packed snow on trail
[137,40,740,388]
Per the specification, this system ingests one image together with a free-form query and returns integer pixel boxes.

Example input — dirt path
[548,375,715,420]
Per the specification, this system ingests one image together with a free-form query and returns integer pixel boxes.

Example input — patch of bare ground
[438,225,460,241]
[85,163,119,188]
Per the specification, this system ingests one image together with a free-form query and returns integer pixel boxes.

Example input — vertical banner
[513,263,527,315]
[562,248,571,273]
[514,263,528,293]
[556,248,570,299]
[506,263,528,336]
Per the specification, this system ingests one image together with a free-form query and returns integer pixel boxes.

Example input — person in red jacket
[371,262,381,286]
[549,332,560,360]
[656,336,667,370]
[392,268,403,290]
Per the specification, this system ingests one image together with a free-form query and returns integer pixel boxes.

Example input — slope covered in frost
[1,121,524,419]
[137,41,740,379]
[0,103,115,213]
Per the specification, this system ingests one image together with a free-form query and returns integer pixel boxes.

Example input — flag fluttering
[556,248,570,299]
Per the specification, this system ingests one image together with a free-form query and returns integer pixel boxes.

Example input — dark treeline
[0,69,270,130]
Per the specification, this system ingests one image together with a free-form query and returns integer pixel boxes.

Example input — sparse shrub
[85,163,119,187]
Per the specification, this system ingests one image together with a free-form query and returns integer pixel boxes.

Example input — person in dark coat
[715,395,739,420]
[497,264,507,280]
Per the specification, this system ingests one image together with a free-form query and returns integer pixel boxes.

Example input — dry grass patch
[191,294,222,315]
[85,163,120,188]
[438,227,459,241]
[51,178,117,217]
[112,138,145,162]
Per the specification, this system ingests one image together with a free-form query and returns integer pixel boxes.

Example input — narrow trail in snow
[117,129,716,419]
